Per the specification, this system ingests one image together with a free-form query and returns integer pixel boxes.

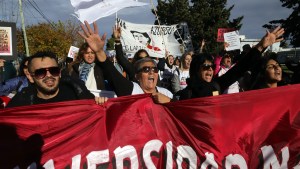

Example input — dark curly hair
[28,51,58,72]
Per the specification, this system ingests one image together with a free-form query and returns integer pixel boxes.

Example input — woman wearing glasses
[113,25,150,82]
[178,26,285,100]
[79,22,173,104]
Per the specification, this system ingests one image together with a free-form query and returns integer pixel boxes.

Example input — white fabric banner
[70,0,148,23]
[117,18,193,58]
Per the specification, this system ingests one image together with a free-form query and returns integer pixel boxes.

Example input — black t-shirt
[7,78,94,108]
[32,84,81,105]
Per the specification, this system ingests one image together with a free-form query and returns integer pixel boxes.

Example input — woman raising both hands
[78,21,173,104]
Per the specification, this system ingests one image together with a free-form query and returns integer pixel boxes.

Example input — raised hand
[256,26,285,52]
[78,21,107,62]
[113,25,121,40]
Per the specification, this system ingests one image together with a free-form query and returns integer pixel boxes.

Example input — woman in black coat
[178,26,285,100]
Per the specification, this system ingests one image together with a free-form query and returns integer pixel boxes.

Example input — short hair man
[7,51,96,107]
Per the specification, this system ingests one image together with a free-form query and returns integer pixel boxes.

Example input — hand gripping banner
[0,84,300,168]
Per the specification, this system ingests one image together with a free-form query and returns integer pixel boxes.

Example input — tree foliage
[17,20,84,59]
[106,34,116,50]
[263,0,300,47]
[154,0,243,54]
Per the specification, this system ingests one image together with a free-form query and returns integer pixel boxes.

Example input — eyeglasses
[137,66,159,73]
[266,64,281,70]
[201,64,216,70]
[30,67,60,79]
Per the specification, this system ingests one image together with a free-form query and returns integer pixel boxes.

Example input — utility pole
[18,0,30,57]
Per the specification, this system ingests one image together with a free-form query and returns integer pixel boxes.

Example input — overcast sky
[1,0,291,39]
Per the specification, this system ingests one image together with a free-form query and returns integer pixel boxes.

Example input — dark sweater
[7,76,94,107]
[70,62,106,90]
[179,48,262,100]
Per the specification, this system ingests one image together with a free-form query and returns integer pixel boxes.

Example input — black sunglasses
[137,66,159,73]
[31,67,60,79]
[201,64,216,70]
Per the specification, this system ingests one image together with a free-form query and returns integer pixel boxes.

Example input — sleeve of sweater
[97,59,133,96]
[157,58,166,71]
[0,76,23,96]
[171,71,180,94]
[216,47,262,92]
[114,43,136,81]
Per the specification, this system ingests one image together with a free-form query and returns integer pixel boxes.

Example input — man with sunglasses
[7,51,97,107]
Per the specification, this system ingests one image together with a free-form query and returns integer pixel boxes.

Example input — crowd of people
[1,21,298,108]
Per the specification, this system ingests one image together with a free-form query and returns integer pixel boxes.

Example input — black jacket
[7,76,94,108]
[178,48,262,100]
[70,62,106,90]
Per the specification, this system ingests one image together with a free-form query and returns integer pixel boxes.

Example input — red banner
[1,85,300,168]
[217,28,236,42]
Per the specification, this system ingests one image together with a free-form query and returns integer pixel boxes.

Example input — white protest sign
[68,46,79,60]
[224,31,241,51]
[117,18,193,58]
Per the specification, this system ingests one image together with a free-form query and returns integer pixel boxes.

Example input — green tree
[154,0,243,54]
[106,34,116,50]
[263,0,300,47]
[17,19,84,60]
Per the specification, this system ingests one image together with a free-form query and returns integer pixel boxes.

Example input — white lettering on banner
[200,152,218,169]
[261,145,289,169]
[71,155,81,169]
[114,145,138,169]
[225,154,248,169]
[38,142,297,168]
[166,141,173,169]
[43,159,54,169]
[143,139,163,169]
[86,150,109,169]
[177,145,197,169]
[294,163,300,169]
